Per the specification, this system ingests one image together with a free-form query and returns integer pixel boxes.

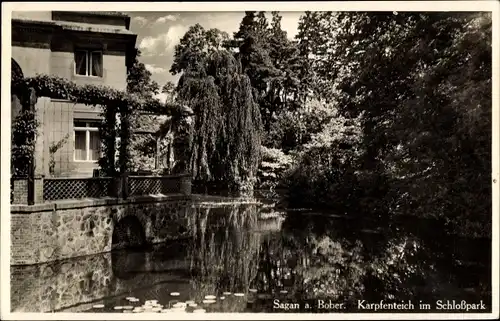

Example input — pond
[10,202,491,313]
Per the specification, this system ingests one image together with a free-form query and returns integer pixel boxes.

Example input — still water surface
[11,202,491,313]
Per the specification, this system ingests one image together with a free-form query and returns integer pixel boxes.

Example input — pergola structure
[133,105,195,172]
[11,70,194,204]
[132,113,174,172]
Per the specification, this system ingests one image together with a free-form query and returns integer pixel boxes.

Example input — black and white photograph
[1,1,498,319]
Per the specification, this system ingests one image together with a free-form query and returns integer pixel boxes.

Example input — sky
[126,11,303,101]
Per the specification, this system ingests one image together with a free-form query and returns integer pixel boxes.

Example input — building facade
[11,11,137,177]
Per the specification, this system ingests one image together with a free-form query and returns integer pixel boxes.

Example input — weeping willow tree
[177,50,262,192]
[187,204,262,310]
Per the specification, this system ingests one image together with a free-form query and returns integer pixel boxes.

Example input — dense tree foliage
[127,49,160,171]
[226,12,302,136]
[286,12,492,236]
[127,49,160,99]
[126,49,179,172]
[165,11,491,235]
[170,24,230,76]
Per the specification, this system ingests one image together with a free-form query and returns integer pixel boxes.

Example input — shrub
[257,146,294,190]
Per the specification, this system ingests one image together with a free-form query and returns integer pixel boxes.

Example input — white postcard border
[1,1,498,320]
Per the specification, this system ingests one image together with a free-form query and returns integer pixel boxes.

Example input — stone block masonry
[10,194,193,265]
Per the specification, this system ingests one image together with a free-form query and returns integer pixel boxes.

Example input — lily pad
[170,292,180,296]
[234,293,245,297]
[171,307,186,312]
[173,302,187,308]
[202,299,216,304]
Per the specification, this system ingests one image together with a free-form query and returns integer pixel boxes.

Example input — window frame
[73,121,101,163]
[74,49,103,78]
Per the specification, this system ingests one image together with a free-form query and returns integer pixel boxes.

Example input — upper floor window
[75,50,103,77]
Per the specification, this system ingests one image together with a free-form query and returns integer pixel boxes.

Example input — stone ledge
[190,194,261,204]
[10,194,193,214]
[54,197,124,210]
[10,193,260,214]
[126,194,190,204]
[11,203,56,214]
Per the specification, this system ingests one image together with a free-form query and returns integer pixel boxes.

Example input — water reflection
[11,203,491,313]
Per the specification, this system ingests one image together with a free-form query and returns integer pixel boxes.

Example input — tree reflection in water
[186,204,262,311]
[183,204,491,312]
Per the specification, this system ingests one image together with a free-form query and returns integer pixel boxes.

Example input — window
[74,120,101,161]
[74,50,103,77]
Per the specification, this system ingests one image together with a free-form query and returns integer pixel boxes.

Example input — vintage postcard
[1,1,499,320]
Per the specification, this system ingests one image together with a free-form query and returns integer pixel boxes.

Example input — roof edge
[54,11,128,18]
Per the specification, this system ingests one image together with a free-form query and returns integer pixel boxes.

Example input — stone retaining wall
[11,194,193,265]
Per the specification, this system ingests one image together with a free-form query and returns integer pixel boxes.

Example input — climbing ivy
[98,107,118,177]
[11,109,38,177]
[11,74,176,114]
[48,133,70,176]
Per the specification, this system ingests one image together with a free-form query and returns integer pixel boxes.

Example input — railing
[43,177,113,201]
[128,175,183,196]
[11,173,192,204]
